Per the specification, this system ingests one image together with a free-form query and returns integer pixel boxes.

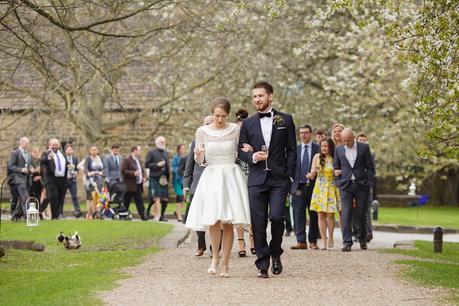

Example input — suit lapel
[251,115,265,147]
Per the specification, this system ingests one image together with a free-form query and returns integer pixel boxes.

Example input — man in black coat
[40,138,68,220]
[238,81,297,278]
[290,125,320,250]
[8,137,34,221]
[333,128,375,252]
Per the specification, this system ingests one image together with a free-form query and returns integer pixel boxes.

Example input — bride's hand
[241,143,253,153]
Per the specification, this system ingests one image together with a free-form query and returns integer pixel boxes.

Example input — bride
[185,97,251,277]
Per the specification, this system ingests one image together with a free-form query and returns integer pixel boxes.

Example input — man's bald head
[341,128,355,148]
[19,137,30,149]
[203,115,213,126]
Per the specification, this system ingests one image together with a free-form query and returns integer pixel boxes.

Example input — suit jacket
[145,148,170,180]
[333,142,375,190]
[238,109,297,187]
[103,154,123,182]
[183,141,206,195]
[8,148,34,185]
[290,142,319,194]
[40,150,68,185]
[121,155,145,192]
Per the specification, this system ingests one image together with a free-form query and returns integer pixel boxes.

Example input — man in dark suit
[183,115,214,256]
[145,137,170,221]
[104,144,123,185]
[8,137,33,221]
[239,81,297,278]
[333,128,375,252]
[64,144,82,218]
[121,145,147,220]
[290,125,320,250]
[40,138,68,220]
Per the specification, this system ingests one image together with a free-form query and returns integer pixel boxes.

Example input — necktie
[258,112,272,118]
[300,145,309,183]
[56,152,62,171]
[114,155,119,169]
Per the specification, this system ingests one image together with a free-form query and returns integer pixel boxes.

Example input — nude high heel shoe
[208,259,219,275]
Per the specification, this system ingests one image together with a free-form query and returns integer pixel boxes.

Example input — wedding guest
[104,144,123,185]
[64,144,82,218]
[145,136,170,221]
[183,115,214,256]
[310,138,341,250]
[29,147,44,203]
[235,108,255,256]
[332,123,345,146]
[40,138,68,220]
[186,97,251,278]
[121,146,147,220]
[315,128,327,144]
[333,128,375,252]
[290,124,320,250]
[172,144,187,222]
[8,137,33,221]
[353,132,376,242]
[83,145,105,220]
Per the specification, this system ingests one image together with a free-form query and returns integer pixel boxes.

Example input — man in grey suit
[333,128,375,252]
[183,115,213,256]
[104,144,123,184]
[8,137,34,221]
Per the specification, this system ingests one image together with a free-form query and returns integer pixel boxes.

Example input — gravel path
[100,223,447,306]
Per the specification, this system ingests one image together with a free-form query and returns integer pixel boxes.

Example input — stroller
[90,177,131,220]
[106,181,132,220]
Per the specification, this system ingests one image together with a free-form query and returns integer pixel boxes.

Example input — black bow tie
[258,112,272,118]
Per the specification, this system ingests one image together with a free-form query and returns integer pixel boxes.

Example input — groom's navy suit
[239,109,296,270]
[333,142,375,247]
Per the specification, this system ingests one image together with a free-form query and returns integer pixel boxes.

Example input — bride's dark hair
[319,138,335,168]
[211,97,231,114]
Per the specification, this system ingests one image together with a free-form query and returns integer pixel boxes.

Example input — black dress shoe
[366,234,373,243]
[258,269,269,278]
[159,216,168,222]
[360,242,368,250]
[74,211,83,219]
[342,245,352,252]
[271,257,283,275]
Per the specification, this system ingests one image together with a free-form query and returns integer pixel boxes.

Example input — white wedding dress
[185,123,251,231]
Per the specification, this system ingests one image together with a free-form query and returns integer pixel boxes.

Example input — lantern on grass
[26,197,40,227]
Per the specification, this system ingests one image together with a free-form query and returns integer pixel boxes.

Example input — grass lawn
[376,207,459,229]
[385,241,459,304]
[0,220,173,306]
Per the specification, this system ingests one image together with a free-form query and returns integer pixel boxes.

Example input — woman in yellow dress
[310,138,341,250]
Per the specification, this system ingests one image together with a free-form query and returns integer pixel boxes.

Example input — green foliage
[385,241,459,303]
[377,207,459,228]
[328,0,459,160]
[0,220,172,306]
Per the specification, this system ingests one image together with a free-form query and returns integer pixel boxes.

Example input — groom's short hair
[253,81,273,95]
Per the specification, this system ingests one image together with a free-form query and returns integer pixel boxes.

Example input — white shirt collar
[345,141,357,150]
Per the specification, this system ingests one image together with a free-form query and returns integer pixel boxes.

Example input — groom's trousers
[249,179,289,270]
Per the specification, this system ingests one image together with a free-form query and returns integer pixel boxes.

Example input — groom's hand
[253,151,267,162]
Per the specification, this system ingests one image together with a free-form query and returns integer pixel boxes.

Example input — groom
[238,81,297,278]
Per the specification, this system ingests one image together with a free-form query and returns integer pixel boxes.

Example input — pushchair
[89,177,130,220]
[106,181,132,220]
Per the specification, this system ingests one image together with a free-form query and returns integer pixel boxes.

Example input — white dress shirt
[253,108,273,164]
[344,142,357,180]
[260,108,274,149]
[54,150,66,177]
[133,155,142,184]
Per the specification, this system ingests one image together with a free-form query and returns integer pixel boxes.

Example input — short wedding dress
[185,123,251,231]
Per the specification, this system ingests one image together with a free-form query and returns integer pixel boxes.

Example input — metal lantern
[26,197,40,227]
